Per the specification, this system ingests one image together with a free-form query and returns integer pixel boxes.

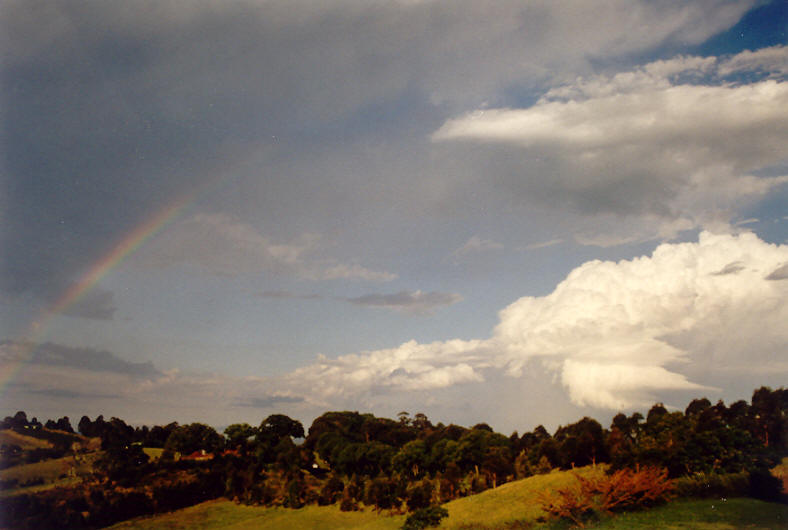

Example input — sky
[1,0,787,435]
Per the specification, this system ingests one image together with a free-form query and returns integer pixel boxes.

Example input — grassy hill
[441,466,602,528]
[108,500,406,529]
[0,452,100,497]
[108,467,591,529]
[0,429,53,450]
[106,464,788,529]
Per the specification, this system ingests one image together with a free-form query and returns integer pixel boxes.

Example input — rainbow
[49,191,195,319]
[1,188,199,391]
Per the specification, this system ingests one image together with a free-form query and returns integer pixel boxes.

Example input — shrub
[672,471,749,498]
[402,505,449,529]
[539,467,672,527]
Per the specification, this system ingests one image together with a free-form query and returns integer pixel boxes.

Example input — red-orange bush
[539,467,673,527]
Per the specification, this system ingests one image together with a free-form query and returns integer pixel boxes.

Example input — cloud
[258,291,323,300]
[27,388,119,400]
[61,287,117,320]
[0,341,160,377]
[718,45,788,77]
[452,236,505,257]
[6,233,785,424]
[523,238,564,251]
[282,339,487,403]
[318,263,398,282]
[765,263,788,280]
[136,213,395,281]
[280,231,788,410]
[346,290,463,314]
[1,0,756,301]
[711,261,746,275]
[432,47,788,243]
[235,394,305,408]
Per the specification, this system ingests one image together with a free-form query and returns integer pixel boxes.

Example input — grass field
[109,500,406,529]
[441,467,603,529]
[143,447,165,461]
[587,498,788,529]
[0,452,99,497]
[0,429,53,450]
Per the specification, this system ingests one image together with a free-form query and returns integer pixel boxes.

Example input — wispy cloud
[522,239,564,251]
[27,388,119,400]
[345,290,463,314]
[1,341,160,377]
[452,236,504,258]
[136,213,396,282]
[258,291,323,300]
[234,394,305,408]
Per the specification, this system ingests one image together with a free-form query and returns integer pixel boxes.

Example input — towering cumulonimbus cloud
[279,231,788,410]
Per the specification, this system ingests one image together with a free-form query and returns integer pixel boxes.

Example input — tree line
[1,386,785,528]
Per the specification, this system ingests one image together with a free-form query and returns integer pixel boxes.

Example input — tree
[224,423,257,449]
[685,398,712,417]
[393,440,428,478]
[78,416,93,437]
[164,423,224,455]
[259,414,304,440]
[646,403,668,425]
[55,416,74,433]
[555,417,608,468]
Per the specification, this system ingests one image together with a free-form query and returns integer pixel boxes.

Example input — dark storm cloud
[11,341,161,377]
[1,0,757,302]
[61,288,117,320]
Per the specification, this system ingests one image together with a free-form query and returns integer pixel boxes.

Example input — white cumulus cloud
[281,231,788,410]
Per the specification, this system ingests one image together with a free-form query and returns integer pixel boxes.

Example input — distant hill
[0,429,53,451]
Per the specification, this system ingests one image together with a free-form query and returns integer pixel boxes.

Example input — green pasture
[0,452,99,497]
[109,500,406,529]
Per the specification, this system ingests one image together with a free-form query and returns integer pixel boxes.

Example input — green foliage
[393,440,429,478]
[672,471,749,498]
[96,444,150,485]
[259,414,304,440]
[164,423,224,455]
[224,423,257,448]
[402,505,449,529]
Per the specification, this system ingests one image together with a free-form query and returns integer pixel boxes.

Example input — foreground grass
[586,498,788,529]
[442,467,603,529]
[108,500,406,529]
